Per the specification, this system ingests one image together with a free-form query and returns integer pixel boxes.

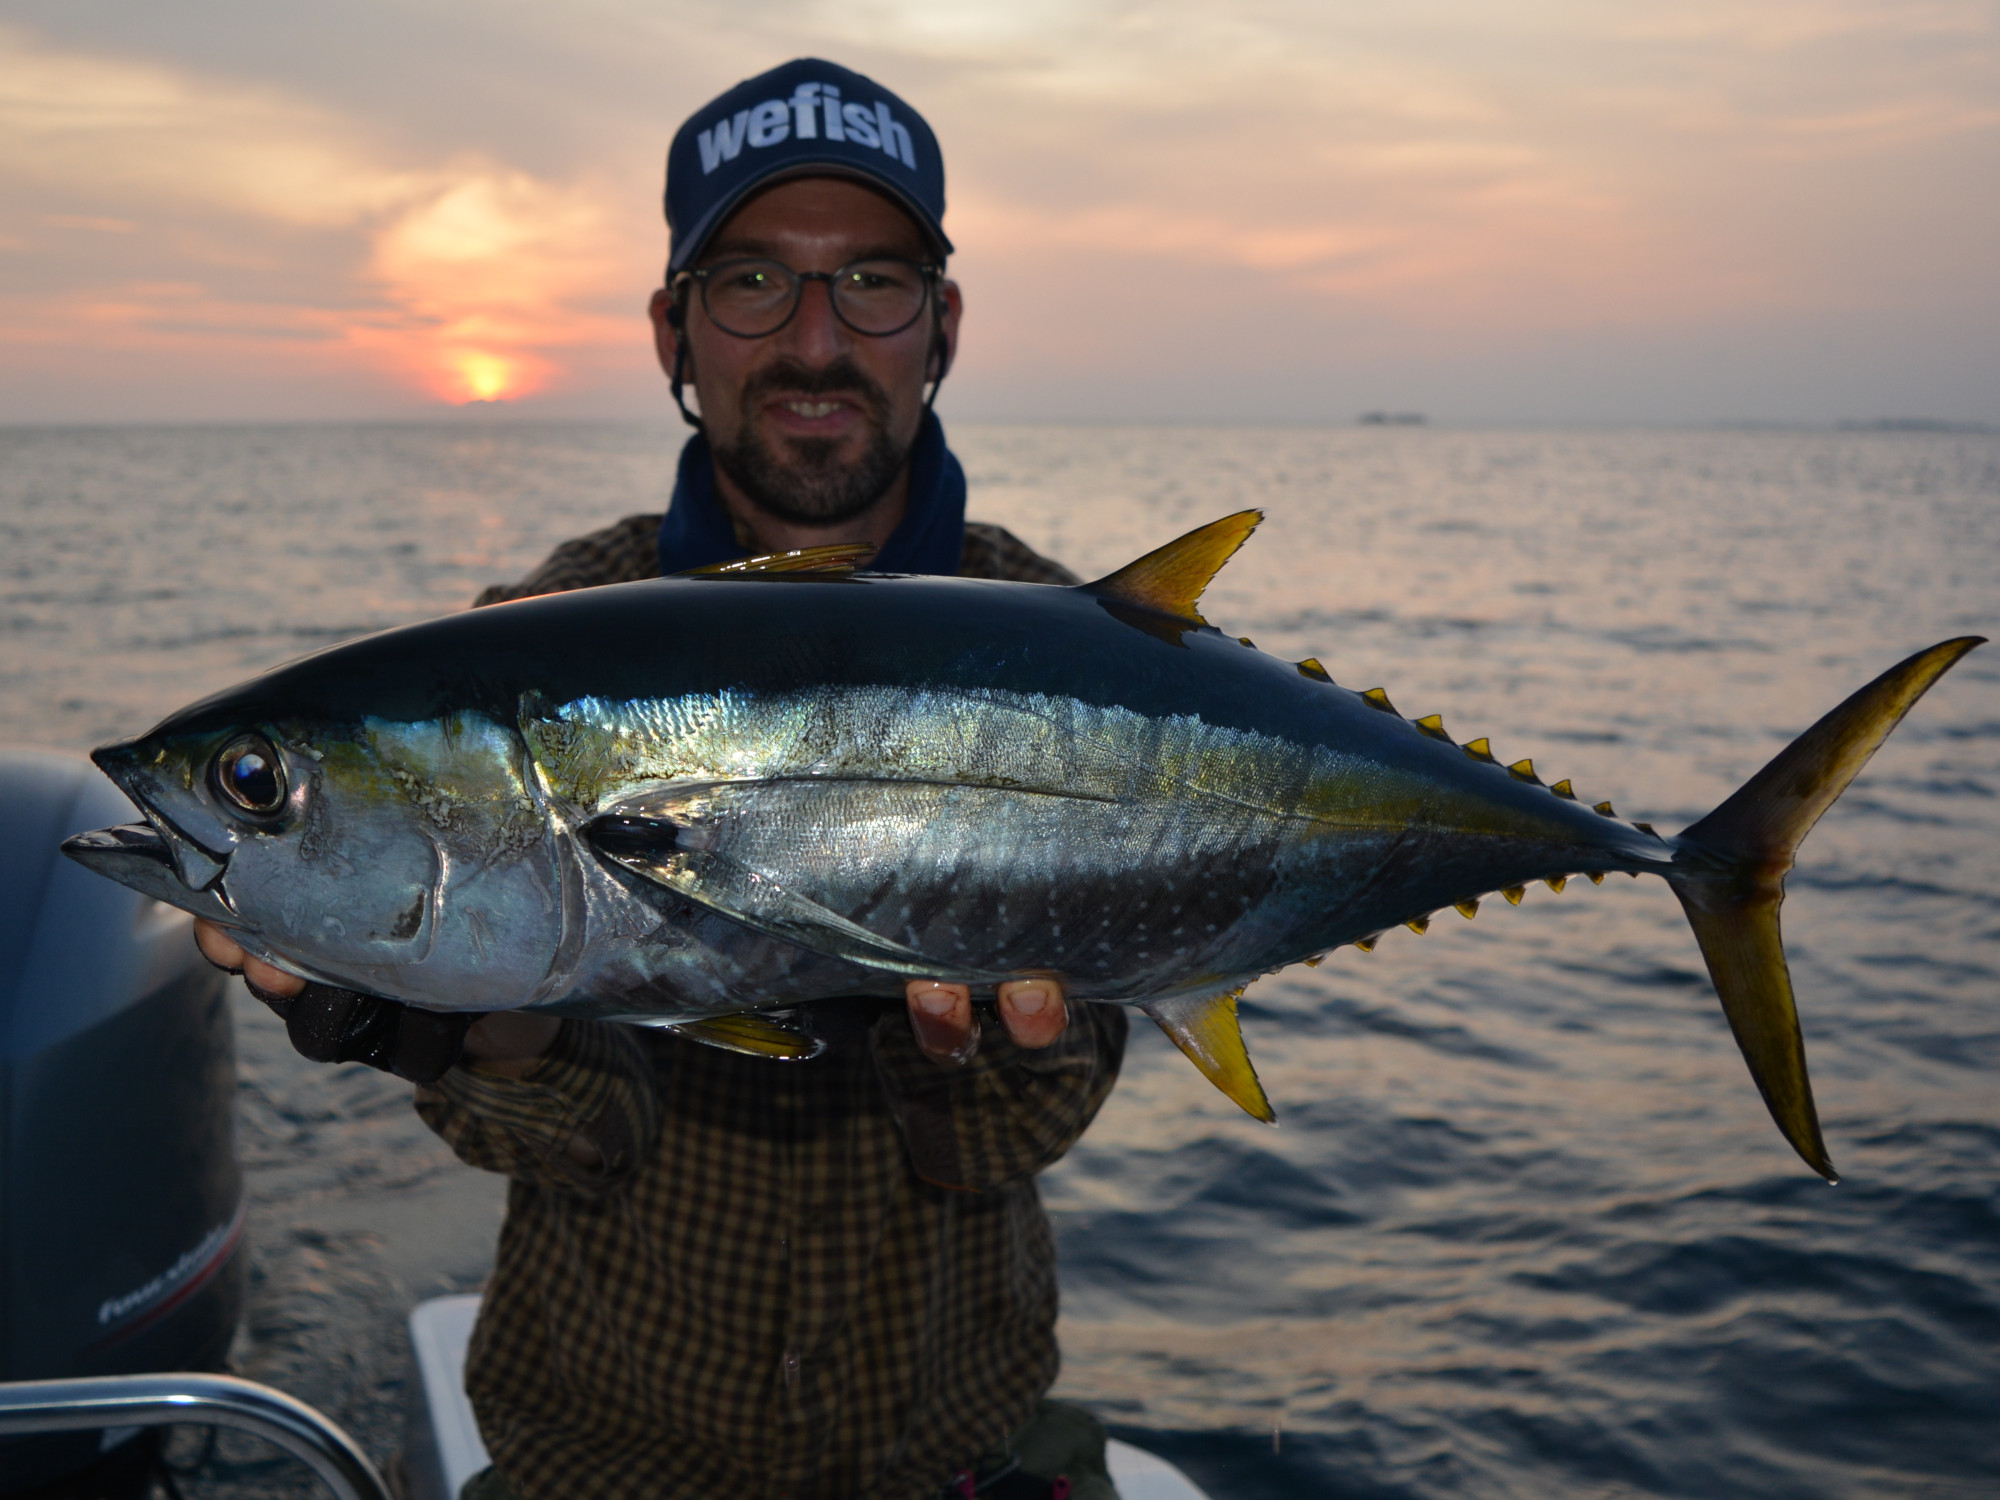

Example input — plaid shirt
[420,511,1120,1500]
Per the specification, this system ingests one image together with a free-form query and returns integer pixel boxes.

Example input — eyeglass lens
[700,258,931,338]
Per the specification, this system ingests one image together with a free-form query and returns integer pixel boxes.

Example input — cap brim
[668,158,952,273]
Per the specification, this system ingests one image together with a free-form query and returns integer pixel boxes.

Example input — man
[196,59,1126,1500]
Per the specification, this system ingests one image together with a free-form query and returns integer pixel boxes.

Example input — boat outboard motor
[0,750,243,1496]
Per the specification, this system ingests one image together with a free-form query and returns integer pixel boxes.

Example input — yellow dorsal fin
[1141,988,1274,1123]
[671,1011,825,1059]
[685,543,878,577]
[1502,885,1526,905]
[1081,510,1262,623]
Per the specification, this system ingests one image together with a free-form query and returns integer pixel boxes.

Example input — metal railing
[0,1372,391,1500]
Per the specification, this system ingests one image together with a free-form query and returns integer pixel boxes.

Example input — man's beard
[710,359,912,527]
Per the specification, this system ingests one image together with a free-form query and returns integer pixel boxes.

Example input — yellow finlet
[1463,738,1498,764]
[1354,934,1380,952]
[1551,779,1577,799]
[1297,658,1332,682]
[1455,898,1480,919]
[1587,871,1606,884]
[1081,510,1262,623]
[1361,687,1399,714]
[1634,822,1659,836]
[686,543,877,577]
[1406,913,1431,934]
[1594,801,1617,817]
[1414,714,1454,743]
[1141,988,1275,1123]
[1238,636,1256,647]
[1303,953,1324,967]
[1507,759,1540,783]
[1545,875,1568,893]
[1502,885,1526,905]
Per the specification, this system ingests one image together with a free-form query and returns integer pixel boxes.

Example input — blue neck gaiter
[656,411,967,577]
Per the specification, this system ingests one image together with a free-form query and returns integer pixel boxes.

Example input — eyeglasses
[678,256,941,339]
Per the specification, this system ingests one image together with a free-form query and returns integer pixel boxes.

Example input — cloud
[0,22,644,407]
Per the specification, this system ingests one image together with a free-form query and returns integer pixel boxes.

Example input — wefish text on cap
[665,58,951,274]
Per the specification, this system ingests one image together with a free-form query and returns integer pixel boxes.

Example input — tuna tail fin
[1666,637,1985,1181]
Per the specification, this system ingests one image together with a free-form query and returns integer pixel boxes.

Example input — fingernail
[1009,984,1050,1015]
[915,986,957,1016]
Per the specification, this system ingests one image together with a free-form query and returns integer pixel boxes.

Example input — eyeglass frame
[672,255,945,340]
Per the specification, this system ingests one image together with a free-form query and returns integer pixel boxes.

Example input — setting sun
[451,350,516,403]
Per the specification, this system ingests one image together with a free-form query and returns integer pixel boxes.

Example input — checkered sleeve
[870,1001,1129,1191]
[413,1020,659,1199]
[472,513,665,605]
[959,521,1081,585]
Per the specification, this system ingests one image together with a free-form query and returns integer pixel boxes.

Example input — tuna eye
[212,735,286,817]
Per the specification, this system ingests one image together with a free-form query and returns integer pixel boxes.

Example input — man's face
[651,177,961,527]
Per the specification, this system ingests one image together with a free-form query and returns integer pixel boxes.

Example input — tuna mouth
[61,822,239,925]
[89,740,235,891]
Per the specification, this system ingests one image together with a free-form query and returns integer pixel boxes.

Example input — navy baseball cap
[665,58,951,274]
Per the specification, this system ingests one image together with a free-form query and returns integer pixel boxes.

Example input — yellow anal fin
[671,1011,825,1060]
[1141,987,1275,1123]
[684,543,878,577]
[1081,511,1262,623]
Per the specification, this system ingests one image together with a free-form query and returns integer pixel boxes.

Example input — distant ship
[1358,411,1426,426]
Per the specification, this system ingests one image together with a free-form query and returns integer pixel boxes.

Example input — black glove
[245,977,478,1084]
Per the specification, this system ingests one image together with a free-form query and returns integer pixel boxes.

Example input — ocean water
[1,421,1996,1498]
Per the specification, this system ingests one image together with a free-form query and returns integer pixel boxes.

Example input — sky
[1,0,1995,426]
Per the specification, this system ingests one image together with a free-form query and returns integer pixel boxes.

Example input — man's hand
[192,918,482,1084]
[194,917,303,1001]
[905,979,1068,1066]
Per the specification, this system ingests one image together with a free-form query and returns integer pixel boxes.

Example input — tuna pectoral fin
[1141,987,1275,1124]
[589,817,1006,984]
[1667,636,1985,1181]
